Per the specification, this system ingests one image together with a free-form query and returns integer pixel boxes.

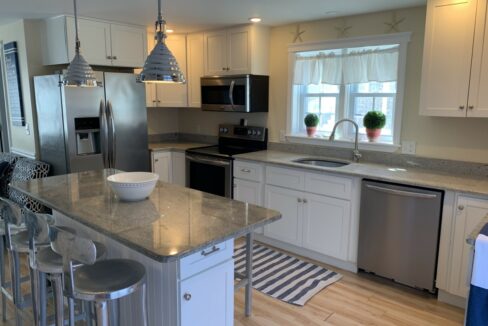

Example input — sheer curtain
[293,47,399,85]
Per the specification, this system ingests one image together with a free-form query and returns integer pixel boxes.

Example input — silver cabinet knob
[297,198,302,203]
[183,293,191,301]
[154,159,159,162]
[112,56,117,60]
[469,105,474,110]
[458,205,465,211]
[459,105,465,110]
[241,169,251,173]
[106,55,112,59]
[222,67,226,71]
[303,199,308,204]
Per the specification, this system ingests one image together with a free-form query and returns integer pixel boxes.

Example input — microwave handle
[229,80,235,108]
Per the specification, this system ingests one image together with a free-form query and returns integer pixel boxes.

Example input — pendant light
[139,0,185,84]
[63,0,97,87]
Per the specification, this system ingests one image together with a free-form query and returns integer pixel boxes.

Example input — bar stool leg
[68,297,75,326]
[82,300,93,326]
[141,283,148,326]
[9,251,22,326]
[95,301,109,326]
[29,266,39,326]
[38,272,47,326]
[0,236,7,322]
[109,300,119,326]
[51,274,64,326]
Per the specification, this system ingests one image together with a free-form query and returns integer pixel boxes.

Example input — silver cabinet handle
[154,159,159,162]
[240,169,251,173]
[303,198,308,204]
[458,205,465,211]
[106,56,112,59]
[297,198,302,203]
[469,105,474,110]
[459,105,465,110]
[112,56,117,60]
[201,245,220,256]
[183,293,191,301]
[365,184,438,199]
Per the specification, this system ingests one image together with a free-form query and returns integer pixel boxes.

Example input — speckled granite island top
[11,169,281,262]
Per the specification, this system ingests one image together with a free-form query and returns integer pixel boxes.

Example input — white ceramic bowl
[107,172,159,202]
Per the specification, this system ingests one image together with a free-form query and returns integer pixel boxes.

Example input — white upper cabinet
[42,16,147,68]
[203,25,269,76]
[420,0,488,117]
[186,33,205,108]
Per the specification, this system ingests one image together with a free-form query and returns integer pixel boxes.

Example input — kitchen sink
[292,158,350,168]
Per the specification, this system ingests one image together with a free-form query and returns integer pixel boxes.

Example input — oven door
[186,154,232,198]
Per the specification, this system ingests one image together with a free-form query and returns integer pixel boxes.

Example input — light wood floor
[0,245,465,326]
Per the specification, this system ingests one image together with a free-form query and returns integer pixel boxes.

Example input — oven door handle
[186,154,231,167]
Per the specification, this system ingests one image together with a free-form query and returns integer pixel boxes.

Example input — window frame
[287,32,411,150]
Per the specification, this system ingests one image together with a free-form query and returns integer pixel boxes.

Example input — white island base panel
[54,211,235,326]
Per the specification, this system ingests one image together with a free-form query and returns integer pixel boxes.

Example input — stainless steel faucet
[329,119,362,162]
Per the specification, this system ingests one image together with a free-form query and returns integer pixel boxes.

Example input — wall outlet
[25,122,30,135]
[279,130,286,142]
[402,141,416,154]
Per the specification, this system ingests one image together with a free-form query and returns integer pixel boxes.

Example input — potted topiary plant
[304,113,320,137]
[363,111,386,142]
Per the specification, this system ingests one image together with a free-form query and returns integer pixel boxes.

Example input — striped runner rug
[234,243,342,306]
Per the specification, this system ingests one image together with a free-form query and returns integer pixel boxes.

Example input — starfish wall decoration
[334,18,352,38]
[384,11,406,33]
[291,24,306,43]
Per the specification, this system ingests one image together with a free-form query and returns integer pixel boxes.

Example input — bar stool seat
[35,242,107,274]
[72,259,146,301]
[11,230,49,253]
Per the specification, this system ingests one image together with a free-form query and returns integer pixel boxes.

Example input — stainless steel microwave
[200,74,269,112]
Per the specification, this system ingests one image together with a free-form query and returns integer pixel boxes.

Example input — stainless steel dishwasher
[358,180,443,293]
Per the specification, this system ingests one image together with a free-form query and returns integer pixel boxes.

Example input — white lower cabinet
[180,259,234,326]
[264,185,303,246]
[151,151,186,186]
[302,193,351,261]
[233,179,262,206]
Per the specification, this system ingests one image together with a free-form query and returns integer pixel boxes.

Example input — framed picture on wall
[3,41,25,127]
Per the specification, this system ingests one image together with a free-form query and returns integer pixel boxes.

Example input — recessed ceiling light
[249,17,262,23]
[166,29,174,33]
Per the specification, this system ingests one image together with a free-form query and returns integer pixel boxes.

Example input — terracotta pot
[366,128,382,142]
[306,127,317,137]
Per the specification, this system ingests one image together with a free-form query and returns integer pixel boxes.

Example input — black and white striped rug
[234,243,342,306]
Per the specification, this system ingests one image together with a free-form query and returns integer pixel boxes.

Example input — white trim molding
[285,134,400,153]
[10,147,36,159]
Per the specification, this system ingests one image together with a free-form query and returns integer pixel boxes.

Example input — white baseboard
[10,147,36,159]
[437,290,467,309]
[253,233,358,273]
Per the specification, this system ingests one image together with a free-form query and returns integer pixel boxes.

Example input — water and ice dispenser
[74,117,101,155]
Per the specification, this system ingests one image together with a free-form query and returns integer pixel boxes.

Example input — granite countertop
[11,170,281,262]
[234,150,488,196]
[467,215,488,246]
[148,141,210,152]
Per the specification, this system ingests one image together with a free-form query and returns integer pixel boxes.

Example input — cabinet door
[204,30,228,75]
[227,27,250,74]
[171,152,186,186]
[152,152,172,183]
[66,17,112,66]
[110,23,146,67]
[419,0,477,117]
[187,33,204,108]
[156,34,188,107]
[264,185,303,246]
[233,179,263,206]
[180,260,234,326]
[449,196,488,298]
[468,0,488,117]
[302,193,351,260]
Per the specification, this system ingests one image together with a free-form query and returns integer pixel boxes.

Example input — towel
[466,223,488,326]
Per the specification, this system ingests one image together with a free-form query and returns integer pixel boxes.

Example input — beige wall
[267,7,488,163]
[0,20,46,157]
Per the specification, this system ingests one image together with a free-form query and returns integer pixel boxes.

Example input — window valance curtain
[293,47,399,85]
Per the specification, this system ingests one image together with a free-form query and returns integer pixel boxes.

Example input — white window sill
[286,134,400,153]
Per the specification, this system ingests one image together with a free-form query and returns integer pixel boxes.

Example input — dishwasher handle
[365,184,439,199]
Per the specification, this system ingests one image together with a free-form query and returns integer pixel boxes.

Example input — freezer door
[104,72,149,172]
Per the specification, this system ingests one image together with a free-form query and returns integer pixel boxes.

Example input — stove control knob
[252,130,257,135]
[247,130,252,135]
[219,128,224,133]
[256,130,261,136]
[223,128,228,133]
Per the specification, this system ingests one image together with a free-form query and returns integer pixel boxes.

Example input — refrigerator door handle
[107,101,116,169]
[99,100,109,168]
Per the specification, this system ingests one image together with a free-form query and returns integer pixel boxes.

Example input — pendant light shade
[139,0,185,84]
[63,0,97,87]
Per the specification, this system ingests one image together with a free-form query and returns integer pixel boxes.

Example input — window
[288,33,410,147]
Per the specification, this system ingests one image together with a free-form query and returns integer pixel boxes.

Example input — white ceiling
[0,0,426,33]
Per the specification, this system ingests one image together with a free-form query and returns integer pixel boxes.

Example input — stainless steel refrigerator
[34,72,149,175]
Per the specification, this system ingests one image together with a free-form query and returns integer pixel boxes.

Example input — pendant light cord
[73,0,81,53]
[155,0,166,43]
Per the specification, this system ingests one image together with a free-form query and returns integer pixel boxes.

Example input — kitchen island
[11,169,281,326]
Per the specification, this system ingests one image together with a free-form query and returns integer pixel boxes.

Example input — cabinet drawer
[305,172,352,200]
[234,160,263,182]
[180,239,234,280]
[266,166,305,190]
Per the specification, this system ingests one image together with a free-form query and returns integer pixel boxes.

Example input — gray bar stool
[50,227,148,326]
[24,210,107,326]
[0,197,46,326]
